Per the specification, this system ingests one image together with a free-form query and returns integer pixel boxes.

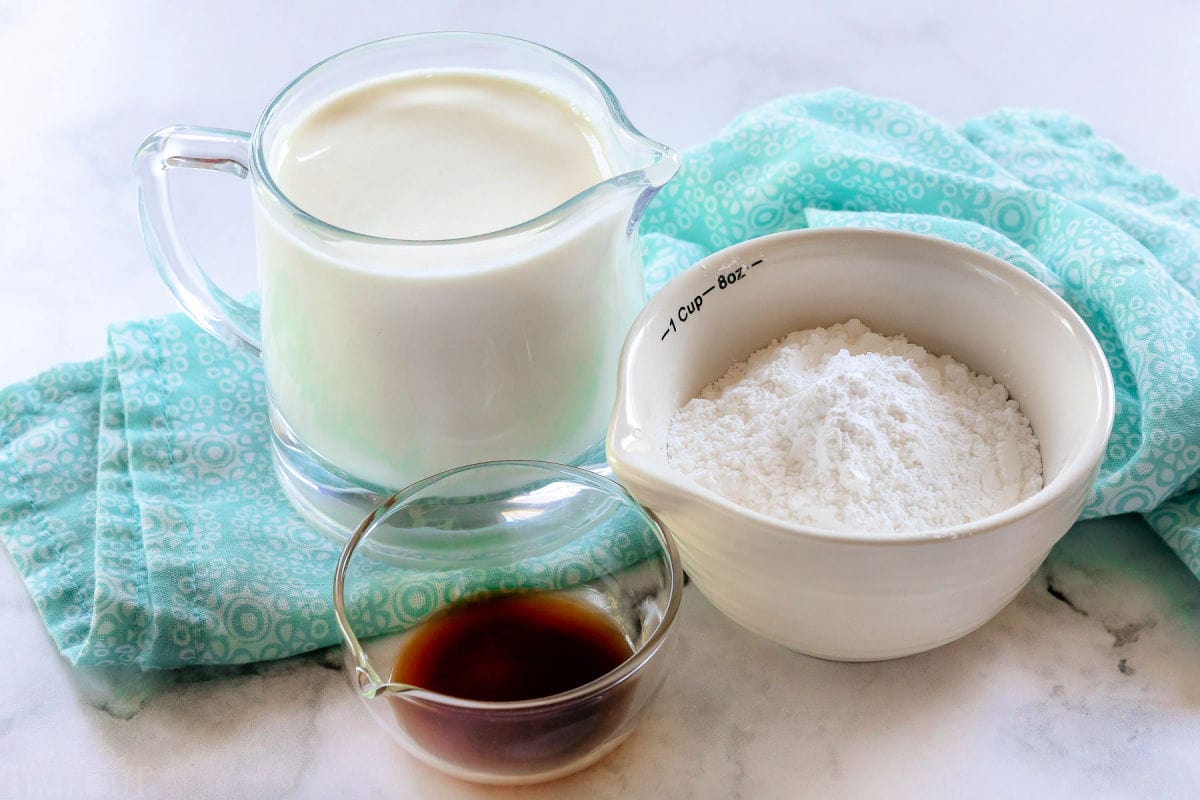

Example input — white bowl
[607,229,1114,661]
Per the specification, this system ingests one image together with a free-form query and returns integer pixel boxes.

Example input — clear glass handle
[134,126,262,355]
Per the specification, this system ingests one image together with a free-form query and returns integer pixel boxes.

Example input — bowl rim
[332,459,685,710]
[607,227,1117,546]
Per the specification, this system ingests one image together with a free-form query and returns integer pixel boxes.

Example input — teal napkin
[3,89,1199,668]
[641,89,1200,574]
[0,321,655,668]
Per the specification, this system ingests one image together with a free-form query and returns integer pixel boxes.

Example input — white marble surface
[2,1,1200,798]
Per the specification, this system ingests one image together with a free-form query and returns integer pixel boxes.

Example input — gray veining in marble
[3,518,1197,799]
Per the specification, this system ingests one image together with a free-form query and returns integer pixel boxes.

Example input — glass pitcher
[134,33,679,537]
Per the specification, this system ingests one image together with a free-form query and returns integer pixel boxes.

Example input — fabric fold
[4,88,1199,668]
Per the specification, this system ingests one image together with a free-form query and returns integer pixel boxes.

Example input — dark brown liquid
[391,591,632,701]
[387,591,640,778]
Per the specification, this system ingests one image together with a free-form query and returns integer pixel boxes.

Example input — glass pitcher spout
[494,125,678,241]
[555,54,680,236]
[608,132,680,236]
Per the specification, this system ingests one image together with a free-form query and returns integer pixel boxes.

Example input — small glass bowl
[332,460,683,785]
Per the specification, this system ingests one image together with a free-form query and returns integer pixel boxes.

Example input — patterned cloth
[3,89,1198,668]
[642,89,1200,576]
[0,320,657,668]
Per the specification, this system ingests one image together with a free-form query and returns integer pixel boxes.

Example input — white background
[2,0,1198,384]
[2,2,1199,798]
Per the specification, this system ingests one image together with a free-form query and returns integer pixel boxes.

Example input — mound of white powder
[667,319,1042,533]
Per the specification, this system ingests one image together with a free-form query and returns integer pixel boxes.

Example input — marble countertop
[2,2,1199,798]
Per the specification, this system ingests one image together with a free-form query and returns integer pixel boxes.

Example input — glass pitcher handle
[134,126,262,355]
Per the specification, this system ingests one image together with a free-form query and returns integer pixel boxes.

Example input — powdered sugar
[667,319,1043,533]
